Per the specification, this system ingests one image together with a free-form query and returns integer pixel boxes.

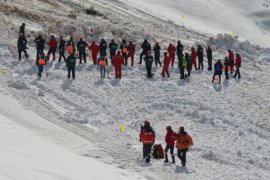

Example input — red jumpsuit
[228,51,234,72]
[126,44,136,66]
[47,38,58,60]
[191,49,197,70]
[167,45,176,66]
[114,54,123,78]
[88,42,99,65]
[162,55,170,77]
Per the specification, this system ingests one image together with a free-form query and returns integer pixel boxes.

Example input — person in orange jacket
[164,126,178,163]
[162,52,170,77]
[126,41,136,66]
[88,41,99,65]
[167,43,176,66]
[191,47,197,70]
[113,51,124,79]
[176,126,193,166]
[234,53,241,79]
[139,120,155,163]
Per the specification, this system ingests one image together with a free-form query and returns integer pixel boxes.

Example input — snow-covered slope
[119,0,270,47]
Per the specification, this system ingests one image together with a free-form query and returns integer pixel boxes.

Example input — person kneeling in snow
[139,120,155,163]
[176,127,193,167]
[212,60,223,84]
[164,126,178,163]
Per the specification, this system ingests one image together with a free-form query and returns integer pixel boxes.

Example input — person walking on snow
[66,36,76,54]
[109,39,118,65]
[234,53,241,79]
[164,126,178,163]
[36,51,47,78]
[66,52,76,79]
[153,42,162,67]
[34,34,45,61]
[144,51,154,78]
[47,35,58,61]
[77,37,88,64]
[120,39,128,65]
[228,49,234,74]
[224,57,230,80]
[126,41,136,66]
[212,60,223,84]
[179,54,187,79]
[185,52,192,77]
[197,45,204,70]
[99,38,107,56]
[114,51,124,79]
[17,33,28,61]
[162,52,170,77]
[139,39,151,64]
[177,40,184,66]
[58,36,66,62]
[207,45,213,71]
[97,55,108,79]
[139,120,155,163]
[191,47,197,70]
[167,43,176,67]
[176,127,193,167]
[88,41,99,65]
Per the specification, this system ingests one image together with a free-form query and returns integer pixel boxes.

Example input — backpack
[152,144,164,159]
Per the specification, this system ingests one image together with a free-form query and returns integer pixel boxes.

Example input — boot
[172,155,175,163]
[164,154,169,163]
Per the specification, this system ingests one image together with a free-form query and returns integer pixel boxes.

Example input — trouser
[225,69,229,79]
[155,56,162,67]
[186,64,192,76]
[58,49,66,62]
[180,66,185,79]
[208,59,212,70]
[92,53,98,65]
[47,48,56,60]
[18,48,28,60]
[212,73,221,84]
[162,66,170,77]
[139,51,147,64]
[165,145,175,162]
[110,51,116,65]
[229,61,234,74]
[36,49,44,60]
[169,54,175,66]
[126,53,134,66]
[198,58,203,70]
[37,65,44,77]
[122,53,127,65]
[143,144,153,162]
[68,67,75,79]
[234,67,241,78]
[100,66,106,78]
[79,52,86,64]
[192,61,197,70]
[146,66,152,78]
[115,65,122,78]
[177,149,188,166]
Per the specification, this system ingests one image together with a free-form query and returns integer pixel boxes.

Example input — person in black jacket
[34,34,45,61]
[207,45,213,70]
[17,33,28,61]
[109,39,118,65]
[58,36,66,62]
[99,39,107,56]
[153,42,162,67]
[212,60,223,84]
[224,57,229,80]
[197,45,204,70]
[139,39,151,64]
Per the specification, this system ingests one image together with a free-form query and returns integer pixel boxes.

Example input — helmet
[179,126,184,131]
[166,126,172,131]
[144,120,150,125]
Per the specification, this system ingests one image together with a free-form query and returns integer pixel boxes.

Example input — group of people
[17,23,242,82]
[140,120,194,166]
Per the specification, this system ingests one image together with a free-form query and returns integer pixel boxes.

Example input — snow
[0,0,270,179]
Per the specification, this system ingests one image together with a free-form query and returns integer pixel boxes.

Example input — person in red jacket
[228,49,234,74]
[234,53,241,79]
[47,35,58,61]
[191,47,197,70]
[114,51,123,78]
[126,41,136,66]
[164,126,178,163]
[139,120,155,163]
[88,41,99,65]
[167,43,176,66]
[162,52,170,77]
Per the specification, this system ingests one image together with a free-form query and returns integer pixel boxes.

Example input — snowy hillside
[0,0,270,180]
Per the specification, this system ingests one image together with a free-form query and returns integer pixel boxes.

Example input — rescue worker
[77,37,88,64]
[66,36,76,54]
[177,40,184,67]
[207,45,212,70]
[99,38,107,56]
[108,39,118,65]
[191,47,197,70]
[185,52,192,77]
[224,57,229,80]
[197,45,204,70]
[126,41,136,66]
[120,39,128,65]
[36,51,46,78]
[162,52,170,77]
[176,127,193,167]
[58,36,66,62]
[139,39,151,64]
[179,54,187,79]
[228,49,234,74]
[34,34,45,61]
[114,51,123,79]
[17,33,28,61]
[167,43,176,67]
[212,60,223,84]
[234,53,241,79]
[144,51,154,78]
[66,51,76,79]
[153,42,162,67]
[47,35,58,61]
[88,41,100,65]
[164,126,178,163]
[139,120,155,163]
[97,55,108,79]
[19,23,25,35]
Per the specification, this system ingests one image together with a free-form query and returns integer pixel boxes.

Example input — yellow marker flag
[119,125,126,132]
[180,15,187,20]
[0,69,3,75]
[231,32,237,37]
